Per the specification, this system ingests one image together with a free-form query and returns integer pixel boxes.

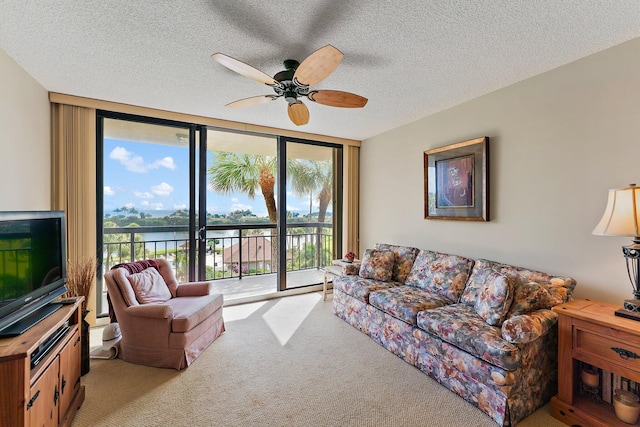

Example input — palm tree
[290,159,333,223]
[289,159,333,268]
[208,152,278,269]
[208,152,278,222]
[208,153,334,272]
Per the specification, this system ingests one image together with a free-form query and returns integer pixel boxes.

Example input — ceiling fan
[212,45,368,126]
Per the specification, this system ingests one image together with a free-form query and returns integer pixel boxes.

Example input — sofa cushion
[333,275,399,303]
[127,267,172,304]
[167,293,224,333]
[359,249,395,281]
[369,286,452,325]
[374,243,420,283]
[460,259,576,312]
[405,250,474,302]
[416,304,521,370]
[474,272,514,326]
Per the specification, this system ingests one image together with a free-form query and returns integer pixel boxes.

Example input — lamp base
[615,299,640,321]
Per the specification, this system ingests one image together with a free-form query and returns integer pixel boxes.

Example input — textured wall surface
[360,37,640,305]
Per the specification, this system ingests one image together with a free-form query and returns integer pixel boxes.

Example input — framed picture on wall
[424,136,489,221]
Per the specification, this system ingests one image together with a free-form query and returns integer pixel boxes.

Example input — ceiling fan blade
[307,90,368,108]
[226,95,279,108]
[293,45,343,86]
[212,53,281,87]
[287,101,309,126]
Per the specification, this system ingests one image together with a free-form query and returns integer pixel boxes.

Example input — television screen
[0,211,67,334]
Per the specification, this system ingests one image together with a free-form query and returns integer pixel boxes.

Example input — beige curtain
[51,104,97,323]
[343,145,359,256]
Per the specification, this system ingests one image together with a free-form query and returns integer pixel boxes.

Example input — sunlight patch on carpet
[223,300,267,322]
[262,293,321,345]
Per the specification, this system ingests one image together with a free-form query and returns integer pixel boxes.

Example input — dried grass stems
[62,256,96,311]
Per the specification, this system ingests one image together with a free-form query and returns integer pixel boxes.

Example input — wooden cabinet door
[58,329,81,420]
[27,357,59,427]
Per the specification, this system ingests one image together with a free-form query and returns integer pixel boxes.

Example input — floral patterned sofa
[332,243,576,426]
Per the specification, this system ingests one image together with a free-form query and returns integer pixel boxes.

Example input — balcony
[100,223,333,313]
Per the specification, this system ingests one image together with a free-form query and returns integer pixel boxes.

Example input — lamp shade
[592,184,640,237]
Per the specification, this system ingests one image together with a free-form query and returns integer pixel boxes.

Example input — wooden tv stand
[0,298,85,426]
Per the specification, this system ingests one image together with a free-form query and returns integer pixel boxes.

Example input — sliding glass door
[97,112,343,315]
[203,129,279,299]
[282,139,342,290]
[98,114,199,315]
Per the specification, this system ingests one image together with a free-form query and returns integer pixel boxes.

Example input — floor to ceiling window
[282,139,342,291]
[96,112,343,315]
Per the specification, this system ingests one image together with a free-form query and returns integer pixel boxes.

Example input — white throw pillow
[127,267,172,304]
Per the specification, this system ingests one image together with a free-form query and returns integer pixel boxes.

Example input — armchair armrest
[176,281,213,297]
[126,303,174,319]
[501,309,558,344]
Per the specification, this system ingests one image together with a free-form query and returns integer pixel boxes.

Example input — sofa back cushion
[405,250,474,302]
[358,249,395,281]
[374,243,420,283]
[460,259,577,316]
[474,271,514,326]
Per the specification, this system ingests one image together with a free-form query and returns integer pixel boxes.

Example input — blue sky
[103,139,320,217]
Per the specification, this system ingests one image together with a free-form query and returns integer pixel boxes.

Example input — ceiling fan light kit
[212,45,368,126]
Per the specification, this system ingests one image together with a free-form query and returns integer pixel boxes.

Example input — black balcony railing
[103,223,334,283]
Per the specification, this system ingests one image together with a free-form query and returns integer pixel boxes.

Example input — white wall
[0,48,50,210]
[360,37,640,304]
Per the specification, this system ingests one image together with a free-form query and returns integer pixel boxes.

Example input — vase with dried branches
[61,256,96,375]
[62,256,96,312]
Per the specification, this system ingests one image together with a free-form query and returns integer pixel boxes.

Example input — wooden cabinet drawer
[574,318,640,373]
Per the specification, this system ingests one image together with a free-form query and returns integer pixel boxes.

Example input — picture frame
[424,136,489,221]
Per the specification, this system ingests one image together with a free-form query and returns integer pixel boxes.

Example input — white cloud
[140,201,164,210]
[134,191,154,199]
[109,146,176,173]
[286,204,302,211]
[104,186,114,196]
[173,204,187,210]
[156,157,176,170]
[230,201,252,211]
[229,198,252,212]
[151,182,174,197]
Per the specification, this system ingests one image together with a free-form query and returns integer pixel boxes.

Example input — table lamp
[592,183,640,320]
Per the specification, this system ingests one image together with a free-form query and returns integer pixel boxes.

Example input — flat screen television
[0,211,68,337]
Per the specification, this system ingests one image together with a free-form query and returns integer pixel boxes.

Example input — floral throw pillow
[374,243,420,283]
[358,249,394,282]
[507,281,554,318]
[474,271,514,326]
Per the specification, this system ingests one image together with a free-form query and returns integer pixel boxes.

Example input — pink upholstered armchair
[104,259,225,369]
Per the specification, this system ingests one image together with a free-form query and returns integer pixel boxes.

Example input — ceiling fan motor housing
[273,60,309,104]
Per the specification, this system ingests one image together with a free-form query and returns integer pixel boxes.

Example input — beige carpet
[74,293,565,426]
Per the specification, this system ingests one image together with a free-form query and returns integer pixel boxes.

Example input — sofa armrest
[126,303,174,319]
[501,309,558,344]
[176,281,213,297]
[343,264,360,275]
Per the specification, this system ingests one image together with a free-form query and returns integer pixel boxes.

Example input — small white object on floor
[90,323,121,359]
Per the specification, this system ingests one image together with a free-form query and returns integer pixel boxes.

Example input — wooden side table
[323,259,360,301]
[551,298,640,426]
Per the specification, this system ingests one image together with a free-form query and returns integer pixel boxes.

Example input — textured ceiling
[1,1,640,141]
